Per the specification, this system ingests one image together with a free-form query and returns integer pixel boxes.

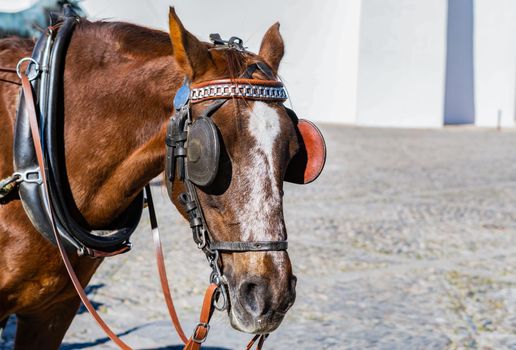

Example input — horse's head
[167,8,320,334]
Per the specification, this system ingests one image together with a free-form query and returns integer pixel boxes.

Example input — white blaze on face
[238,102,283,241]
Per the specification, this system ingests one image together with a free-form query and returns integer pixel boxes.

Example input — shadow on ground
[60,325,141,349]
[61,342,229,350]
[60,326,230,350]
[0,284,110,349]
[139,347,229,350]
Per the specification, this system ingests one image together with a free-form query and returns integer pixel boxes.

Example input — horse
[0,7,309,349]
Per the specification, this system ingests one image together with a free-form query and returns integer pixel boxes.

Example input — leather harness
[13,13,143,257]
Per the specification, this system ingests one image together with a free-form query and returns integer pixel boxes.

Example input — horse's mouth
[228,305,288,334]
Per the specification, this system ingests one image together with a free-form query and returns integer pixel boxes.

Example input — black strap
[43,14,143,254]
[242,62,274,80]
[210,240,288,252]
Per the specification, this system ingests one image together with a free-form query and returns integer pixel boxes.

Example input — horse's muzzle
[227,266,297,334]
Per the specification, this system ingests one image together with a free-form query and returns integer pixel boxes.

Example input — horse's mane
[0,35,34,52]
[73,20,256,78]
[73,20,172,58]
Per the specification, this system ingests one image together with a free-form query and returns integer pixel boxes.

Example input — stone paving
[4,125,516,349]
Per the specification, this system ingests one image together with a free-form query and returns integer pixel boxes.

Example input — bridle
[165,72,291,311]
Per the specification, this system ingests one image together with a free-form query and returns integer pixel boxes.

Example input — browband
[190,78,287,103]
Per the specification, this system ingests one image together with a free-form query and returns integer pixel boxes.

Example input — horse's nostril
[291,275,297,289]
[239,278,271,317]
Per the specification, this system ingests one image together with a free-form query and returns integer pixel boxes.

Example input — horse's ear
[168,7,211,80]
[259,22,284,73]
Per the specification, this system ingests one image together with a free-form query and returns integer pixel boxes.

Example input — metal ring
[16,57,40,81]
[213,284,228,311]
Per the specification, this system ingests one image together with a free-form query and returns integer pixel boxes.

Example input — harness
[0,5,326,350]
[11,11,143,257]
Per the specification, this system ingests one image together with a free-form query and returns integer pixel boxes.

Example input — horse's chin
[227,305,286,334]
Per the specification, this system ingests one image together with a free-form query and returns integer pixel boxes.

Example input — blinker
[284,110,327,185]
[186,116,220,187]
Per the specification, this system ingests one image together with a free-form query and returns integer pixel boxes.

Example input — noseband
[165,71,290,309]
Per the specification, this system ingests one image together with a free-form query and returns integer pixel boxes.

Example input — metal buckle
[13,169,42,184]
[192,322,210,343]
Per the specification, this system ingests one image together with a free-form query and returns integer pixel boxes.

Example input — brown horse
[0,8,299,349]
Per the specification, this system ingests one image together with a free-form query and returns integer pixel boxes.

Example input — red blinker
[285,119,326,184]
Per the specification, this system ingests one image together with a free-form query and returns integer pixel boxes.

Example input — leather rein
[0,13,289,350]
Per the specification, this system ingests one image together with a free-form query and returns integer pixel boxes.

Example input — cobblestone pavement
[4,125,516,349]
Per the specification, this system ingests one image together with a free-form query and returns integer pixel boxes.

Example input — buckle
[192,322,210,343]
[13,169,42,184]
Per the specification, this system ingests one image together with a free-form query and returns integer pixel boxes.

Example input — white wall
[54,1,516,128]
[81,0,362,125]
[355,0,447,128]
[474,0,516,128]
[0,0,38,12]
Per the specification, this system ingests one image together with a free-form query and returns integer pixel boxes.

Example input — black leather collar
[13,8,143,256]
